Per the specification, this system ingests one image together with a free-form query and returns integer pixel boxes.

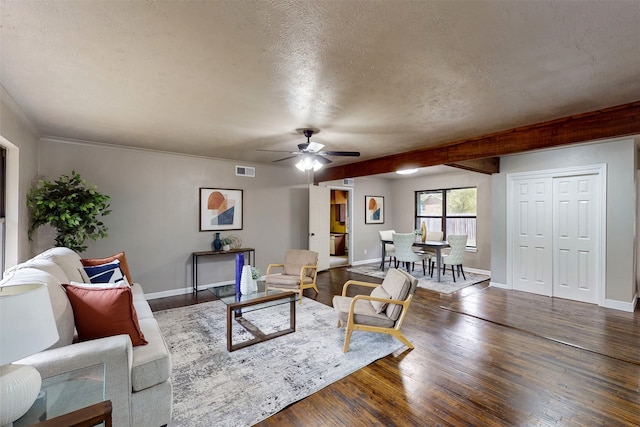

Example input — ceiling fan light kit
[260,128,361,171]
[295,156,324,171]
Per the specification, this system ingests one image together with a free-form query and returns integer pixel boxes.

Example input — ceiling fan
[260,129,360,171]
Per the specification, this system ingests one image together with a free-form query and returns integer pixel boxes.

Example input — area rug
[441,287,640,366]
[347,264,489,294]
[155,298,404,427]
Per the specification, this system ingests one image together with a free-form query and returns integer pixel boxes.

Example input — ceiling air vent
[343,178,354,186]
[235,165,255,177]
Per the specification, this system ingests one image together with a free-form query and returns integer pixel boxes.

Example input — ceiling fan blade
[258,149,297,153]
[272,155,301,163]
[314,155,333,165]
[317,150,361,157]
[307,141,325,152]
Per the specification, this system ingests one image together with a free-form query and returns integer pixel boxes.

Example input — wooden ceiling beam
[447,158,500,174]
[314,100,640,183]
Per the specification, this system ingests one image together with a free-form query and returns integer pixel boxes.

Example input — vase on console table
[212,233,222,251]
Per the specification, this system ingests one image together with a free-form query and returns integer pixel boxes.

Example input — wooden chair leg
[460,265,466,280]
[451,265,456,282]
[343,328,353,352]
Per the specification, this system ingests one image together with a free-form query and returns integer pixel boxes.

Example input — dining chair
[378,230,396,268]
[433,234,467,282]
[418,231,444,275]
[393,233,428,274]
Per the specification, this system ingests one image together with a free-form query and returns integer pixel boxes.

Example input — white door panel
[309,184,330,271]
[552,174,599,303]
[512,178,553,296]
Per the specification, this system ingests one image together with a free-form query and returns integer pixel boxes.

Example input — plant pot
[222,245,231,251]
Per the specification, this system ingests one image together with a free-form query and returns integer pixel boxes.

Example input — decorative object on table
[235,253,245,295]
[0,283,59,425]
[199,188,243,231]
[420,221,427,243]
[239,265,253,294]
[251,267,261,290]
[364,195,384,224]
[250,267,260,292]
[26,170,111,252]
[226,234,242,249]
[220,237,232,251]
[212,232,222,251]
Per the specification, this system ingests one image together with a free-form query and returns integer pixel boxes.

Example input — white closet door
[512,177,553,296]
[552,174,599,304]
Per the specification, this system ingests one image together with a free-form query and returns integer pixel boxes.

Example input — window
[415,187,477,247]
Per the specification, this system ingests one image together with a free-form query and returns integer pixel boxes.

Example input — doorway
[329,188,351,268]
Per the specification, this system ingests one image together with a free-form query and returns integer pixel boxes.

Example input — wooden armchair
[265,249,319,304]
[332,268,418,352]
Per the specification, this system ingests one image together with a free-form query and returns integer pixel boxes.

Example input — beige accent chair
[378,229,396,268]
[265,249,319,303]
[333,268,418,352]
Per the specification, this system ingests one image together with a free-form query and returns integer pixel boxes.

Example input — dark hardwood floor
[149,266,640,426]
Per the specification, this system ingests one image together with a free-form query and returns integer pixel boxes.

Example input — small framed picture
[365,195,384,224]
[199,188,243,231]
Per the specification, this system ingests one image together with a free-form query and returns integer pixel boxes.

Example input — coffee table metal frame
[212,287,297,351]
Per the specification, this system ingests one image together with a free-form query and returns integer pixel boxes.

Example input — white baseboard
[489,281,510,289]
[604,296,637,313]
[351,257,382,266]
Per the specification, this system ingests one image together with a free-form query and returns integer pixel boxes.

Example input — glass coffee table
[209,283,298,351]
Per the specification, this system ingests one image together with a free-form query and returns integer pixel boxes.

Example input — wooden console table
[192,248,255,294]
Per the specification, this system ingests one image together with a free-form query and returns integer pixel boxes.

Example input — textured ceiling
[1,1,639,170]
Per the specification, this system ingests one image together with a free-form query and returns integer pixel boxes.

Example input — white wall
[0,85,40,266]
[36,138,309,296]
[492,137,638,306]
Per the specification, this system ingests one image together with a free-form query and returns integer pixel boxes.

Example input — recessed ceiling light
[396,168,418,175]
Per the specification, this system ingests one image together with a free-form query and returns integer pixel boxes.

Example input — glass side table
[15,363,110,427]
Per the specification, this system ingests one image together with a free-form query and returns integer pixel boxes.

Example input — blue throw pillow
[83,260,129,286]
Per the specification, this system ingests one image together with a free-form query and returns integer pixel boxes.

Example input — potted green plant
[27,171,111,252]
[220,237,232,251]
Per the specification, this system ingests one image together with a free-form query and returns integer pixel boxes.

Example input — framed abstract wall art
[365,195,384,224]
[199,188,243,231]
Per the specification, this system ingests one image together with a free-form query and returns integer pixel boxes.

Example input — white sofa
[1,247,172,427]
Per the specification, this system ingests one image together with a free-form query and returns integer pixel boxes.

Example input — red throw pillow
[63,284,147,346]
[81,252,133,285]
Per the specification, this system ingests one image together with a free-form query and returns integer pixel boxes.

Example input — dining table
[380,239,450,282]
